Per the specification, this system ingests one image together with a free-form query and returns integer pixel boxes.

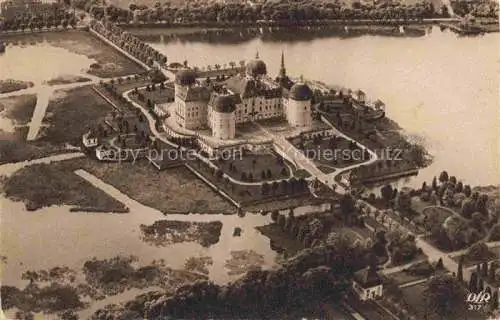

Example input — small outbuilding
[352,266,383,301]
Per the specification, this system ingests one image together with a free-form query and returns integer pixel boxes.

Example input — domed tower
[174,69,196,92]
[245,52,267,79]
[286,78,313,127]
[210,95,237,140]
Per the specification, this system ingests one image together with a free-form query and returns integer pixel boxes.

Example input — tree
[469,271,478,292]
[422,181,427,192]
[340,193,356,224]
[439,171,449,184]
[277,214,286,230]
[457,256,464,282]
[432,176,438,190]
[396,191,412,212]
[435,258,444,270]
[261,182,269,195]
[271,210,280,223]
[381,184,393,204]
[464,185,472,198]
[425,275,463,319]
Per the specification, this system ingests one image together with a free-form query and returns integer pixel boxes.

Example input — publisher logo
[466,291,491,311]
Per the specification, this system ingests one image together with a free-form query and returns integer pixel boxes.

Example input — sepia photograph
[0,0,498,319]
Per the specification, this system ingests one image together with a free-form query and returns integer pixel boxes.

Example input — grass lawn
[0,159,127,212]
[1,30,145,78]
[0,129,66,164]
[80,158,236,214]
[421,206,454,228]
[0,94,37,126]
[39,86,116,145]
[386,270,428,286]
[214,151,291,183]
[299,136,370,169]
[189,158,311,207]
[137,86,175,104]
[243,195,324,212]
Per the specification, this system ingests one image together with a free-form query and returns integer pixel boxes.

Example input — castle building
[171,53,313,140]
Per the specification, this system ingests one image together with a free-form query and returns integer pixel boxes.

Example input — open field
[0,129,66,165]
[0,94,37,126]
[39,86,115,145]
[0,79,34,94]
[1,30,145,78]
[80,158,236,214]
[0,159,127,212]
[0,94,67,164]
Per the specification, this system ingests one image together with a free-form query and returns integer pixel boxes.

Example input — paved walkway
[381,258,428,275]
[0,152,85,177]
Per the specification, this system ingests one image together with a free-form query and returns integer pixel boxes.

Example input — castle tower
[210,95,236,140]
[285,77,313,127]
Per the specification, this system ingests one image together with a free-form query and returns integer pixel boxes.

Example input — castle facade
[171,53,313,140]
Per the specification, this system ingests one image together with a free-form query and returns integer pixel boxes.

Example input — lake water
[147,26,499,189]
[0,27,498,317]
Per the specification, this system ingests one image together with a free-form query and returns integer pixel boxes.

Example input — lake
[145,26,499,189]
[0,26,498,317]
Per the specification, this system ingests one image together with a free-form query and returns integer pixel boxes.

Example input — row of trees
[86,0,444,26]
[0,13,77,31]
[90,19,167,68]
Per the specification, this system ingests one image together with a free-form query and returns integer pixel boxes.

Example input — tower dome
[289,82,312,101]
[213,95,236,113]
[175,69,197,86]
[245,60,267,77]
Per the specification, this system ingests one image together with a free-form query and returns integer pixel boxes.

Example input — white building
[174,69,210,130]
[352,266,383,301]
[82,130,99,148]
[171,53,314,140]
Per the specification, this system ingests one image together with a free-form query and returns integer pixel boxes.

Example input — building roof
[289,82,312,101]
[210,95,237,113]
[353,267,382,288]
[225,74,281,99]
[245,59,267,77]
[178,86,211,102]
[175,69,197,86]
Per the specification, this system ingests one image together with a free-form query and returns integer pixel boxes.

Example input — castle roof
[245,59,267,77]
[175,69,197,86]
[210,95,237,113]
[178,86,211,102]
[353,267,382,288]
[225,74,281,99]
[289,82,312,101]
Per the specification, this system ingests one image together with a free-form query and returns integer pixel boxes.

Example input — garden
[292,134,370,174]
[213,149,292,183]
[189,157,311,208]
[366,172,500,253]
